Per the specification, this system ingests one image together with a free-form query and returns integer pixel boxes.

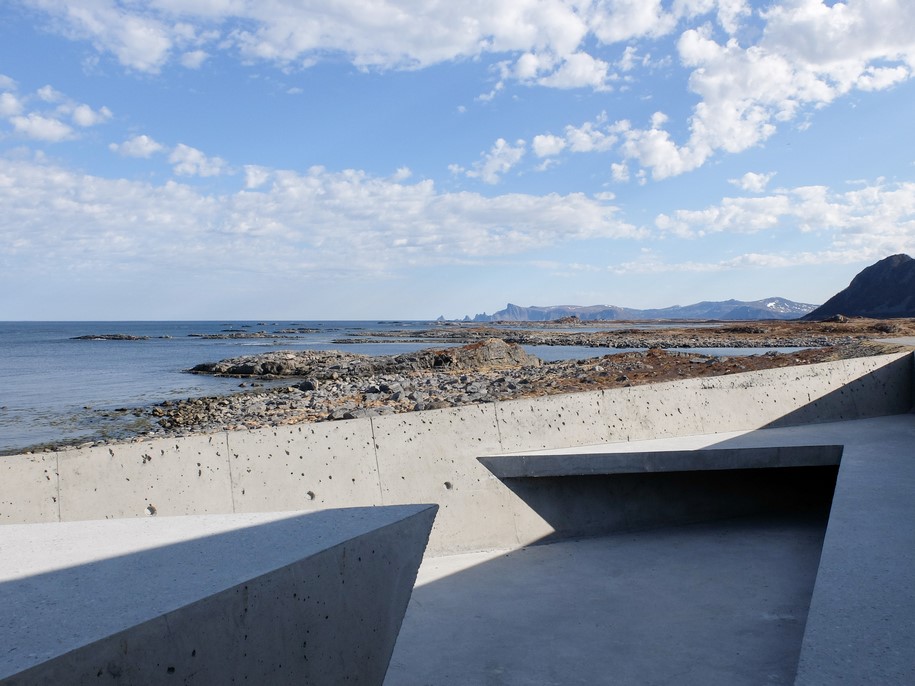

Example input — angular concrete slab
[0,505,436,685]
[480,445,843,478]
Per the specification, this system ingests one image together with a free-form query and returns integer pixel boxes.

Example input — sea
[0,320,808,454]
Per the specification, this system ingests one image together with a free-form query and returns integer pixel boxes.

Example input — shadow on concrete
[762,352,913,430]
[390,449,841,684]
[499,464,837,544]
[388,513,828,686]
[1,506,434,685]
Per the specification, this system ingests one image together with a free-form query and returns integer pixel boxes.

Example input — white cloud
[729,171,775,193]
[109,134,165,158]
[180,49,209,69]
[652,181,915,264]
[0,92,22,117]
[243,165,271,189]
[169,143,229,177]
[611,162,630,182]
[71,103,112,127]
[618,45,639,72]
[565,116,617,153]
[17,0,693,91]
[619,121,705,180]
[466,112,621,180]
[36,85,63,102]
[611,248,890,276]
[1,81,112,141]
[0,74,15,90]
[590,0,677,44]
[466,138,526,184]
[538,52,612,90]
[599,1,915,181]
[10,113,73,141]
[0,158,639,278]
[532,134,566,158]
[30,1,173,72]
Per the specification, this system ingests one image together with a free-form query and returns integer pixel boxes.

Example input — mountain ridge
[465,297,817,322]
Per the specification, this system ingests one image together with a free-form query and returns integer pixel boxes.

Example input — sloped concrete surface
[0,505,436,685]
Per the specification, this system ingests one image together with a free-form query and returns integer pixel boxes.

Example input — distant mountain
[802,254,915,320]
[469,297,817,322]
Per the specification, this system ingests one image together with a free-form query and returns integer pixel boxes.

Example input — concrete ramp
[0,505,437,685]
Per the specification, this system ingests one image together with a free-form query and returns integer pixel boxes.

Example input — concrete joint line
[492,401,505,451]
[54,453,62,522]
[368,417,386,505]
[222,431,238,514]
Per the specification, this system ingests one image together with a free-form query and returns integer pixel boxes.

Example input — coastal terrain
[18,316,914,454]
[11,255,915,455]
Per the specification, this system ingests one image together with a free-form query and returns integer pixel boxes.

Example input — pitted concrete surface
[387,514,827,685]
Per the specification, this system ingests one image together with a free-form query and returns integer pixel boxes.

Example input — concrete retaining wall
[2,352,911,554]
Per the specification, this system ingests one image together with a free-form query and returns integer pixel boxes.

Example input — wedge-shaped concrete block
[228,420,380,513]
[57,434,233,521]
[0,505,436,685]
[0,453,58,524]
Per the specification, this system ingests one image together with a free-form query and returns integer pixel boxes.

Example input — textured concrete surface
[494,390,608,452]
[57,433,233,521]
[0,506,436,685]
[227,421,380,512]
[387,514,827,685]
[0,452,57,523]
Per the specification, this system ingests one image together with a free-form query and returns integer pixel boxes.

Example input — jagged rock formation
[471,297,816,322]
[802,255,915,320]
[189,338,540,379]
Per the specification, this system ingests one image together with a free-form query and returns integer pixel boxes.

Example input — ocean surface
[0,321,807,454]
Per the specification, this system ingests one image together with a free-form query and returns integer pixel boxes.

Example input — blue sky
[1,1,914,320]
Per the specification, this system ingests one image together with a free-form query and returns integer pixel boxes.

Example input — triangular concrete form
[1,505,436,685]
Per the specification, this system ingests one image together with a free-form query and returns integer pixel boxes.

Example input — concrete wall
[2,352,911,555]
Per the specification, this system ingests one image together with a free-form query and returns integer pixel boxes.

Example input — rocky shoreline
[18,318,915,454]
[147,339,904,436]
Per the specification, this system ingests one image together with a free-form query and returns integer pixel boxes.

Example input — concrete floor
[386,515,826,686]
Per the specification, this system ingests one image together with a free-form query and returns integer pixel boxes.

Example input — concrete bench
[0,505,436,685]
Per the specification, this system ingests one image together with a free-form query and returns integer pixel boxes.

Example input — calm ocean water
[0,321,806,454]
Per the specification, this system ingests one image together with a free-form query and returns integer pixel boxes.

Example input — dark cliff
[802,254,915,320]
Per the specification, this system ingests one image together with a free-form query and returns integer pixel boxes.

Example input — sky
[1,1,914,320]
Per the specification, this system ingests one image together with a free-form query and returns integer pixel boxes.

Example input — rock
[70,334,149,341]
